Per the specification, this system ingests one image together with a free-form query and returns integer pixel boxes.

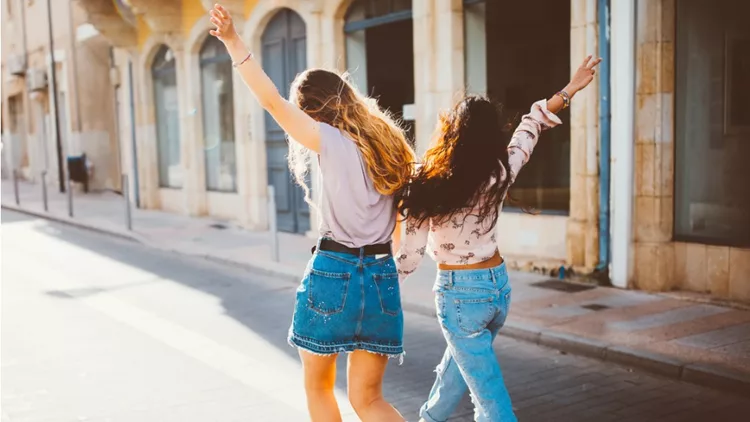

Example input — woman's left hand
[567,55,602,94]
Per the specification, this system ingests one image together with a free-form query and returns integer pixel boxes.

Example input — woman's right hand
[209,3,240,46]
[566,55,602,95]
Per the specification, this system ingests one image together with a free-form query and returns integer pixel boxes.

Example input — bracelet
[555,90,571,109]
[232,51,253,68]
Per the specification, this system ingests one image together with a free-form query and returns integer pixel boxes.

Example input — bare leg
[299,350,342,422]
[347,350,405,422]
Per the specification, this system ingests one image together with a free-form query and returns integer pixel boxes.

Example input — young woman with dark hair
[395,56,601,422]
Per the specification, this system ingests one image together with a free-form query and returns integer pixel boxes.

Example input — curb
[6,202,749,397]
[2,203,142,243]
[513,328,750,397]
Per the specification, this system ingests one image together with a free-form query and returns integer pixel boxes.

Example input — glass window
[463,0,571,213]
[152,45,182,188]
[675,0,750,246]
[345,0,415,145]
[200,36,236,192]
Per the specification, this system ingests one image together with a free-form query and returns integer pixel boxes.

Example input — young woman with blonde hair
[395,56,601,422]
[210,4,414,422]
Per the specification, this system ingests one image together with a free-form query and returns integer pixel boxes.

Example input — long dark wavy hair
[396,96,515,233]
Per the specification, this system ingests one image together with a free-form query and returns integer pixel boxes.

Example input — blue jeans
[288,242,404,358]
[420,263,516,422]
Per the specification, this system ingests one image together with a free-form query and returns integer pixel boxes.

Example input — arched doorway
[152,45,182,188]
[262,8,309,234]
[344,0,415,144]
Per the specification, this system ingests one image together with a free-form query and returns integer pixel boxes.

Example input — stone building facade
[4,0,749,301]
[1,0,121,191]
[64,0,603,273]
[624,0,750,300]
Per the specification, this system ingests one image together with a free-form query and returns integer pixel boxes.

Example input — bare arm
[210,4,320,153]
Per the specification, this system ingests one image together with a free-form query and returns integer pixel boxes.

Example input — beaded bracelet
[556,90,571,109]
[232,52,253,68]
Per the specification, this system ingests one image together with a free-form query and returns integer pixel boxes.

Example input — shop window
[675,0,750,246]
[152,45,182,188]
[463,0,571,213]
[345,0,415,144]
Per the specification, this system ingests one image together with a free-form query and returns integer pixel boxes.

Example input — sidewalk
[3,180,750,395]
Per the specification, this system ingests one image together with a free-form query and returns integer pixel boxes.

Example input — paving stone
[609,305,730,331]
[674,322,750,349]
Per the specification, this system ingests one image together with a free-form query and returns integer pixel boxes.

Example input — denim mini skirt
[288,246,404,359]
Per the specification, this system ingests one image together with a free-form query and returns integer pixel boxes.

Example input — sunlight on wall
[136,15,152,51]
[182,0,206,36]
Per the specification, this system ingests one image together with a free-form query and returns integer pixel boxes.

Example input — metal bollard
[41,171,48,212]
[67,175,73,217]
[267,185,279,262]
[122,174,132,231]
[13,169,20,205]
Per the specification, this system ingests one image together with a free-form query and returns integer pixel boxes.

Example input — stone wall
[567,0,601,272]
[632,0,750,302]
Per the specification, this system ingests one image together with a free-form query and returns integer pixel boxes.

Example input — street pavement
[2,210,750,422]
[5,179,750,390]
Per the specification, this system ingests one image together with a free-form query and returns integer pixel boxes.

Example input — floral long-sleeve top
[395,100,562,281]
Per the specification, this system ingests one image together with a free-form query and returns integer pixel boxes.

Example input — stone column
[566,0,600,272]
[132,51,161,210]
[178,45,208,217]
[412,0,464,153]
[632,0,676,291]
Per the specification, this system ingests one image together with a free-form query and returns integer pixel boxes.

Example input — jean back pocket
[373,273,401,316]
[455,296,496,335]
[307,269,350,315]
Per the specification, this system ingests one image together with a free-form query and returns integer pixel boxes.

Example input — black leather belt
[312,239,392,256]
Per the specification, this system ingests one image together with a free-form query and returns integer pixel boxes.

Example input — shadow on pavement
[10,210,750,422]
[9,211,474,421]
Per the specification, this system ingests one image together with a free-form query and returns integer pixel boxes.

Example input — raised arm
[506,55,601,180]
[547,55,602,114]
[210,4,320,153]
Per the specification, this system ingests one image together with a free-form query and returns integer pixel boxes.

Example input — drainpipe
[19,0,32,175]
[20,0,28,66]
[596,0,611,275]
[128,58,140,207]
[67,0,81,135]
[46,0,66,193]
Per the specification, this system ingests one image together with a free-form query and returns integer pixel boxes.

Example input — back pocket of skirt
[373,273,401,316]
[307,269,350,315]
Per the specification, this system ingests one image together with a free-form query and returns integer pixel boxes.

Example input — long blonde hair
[288,69,415,205]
